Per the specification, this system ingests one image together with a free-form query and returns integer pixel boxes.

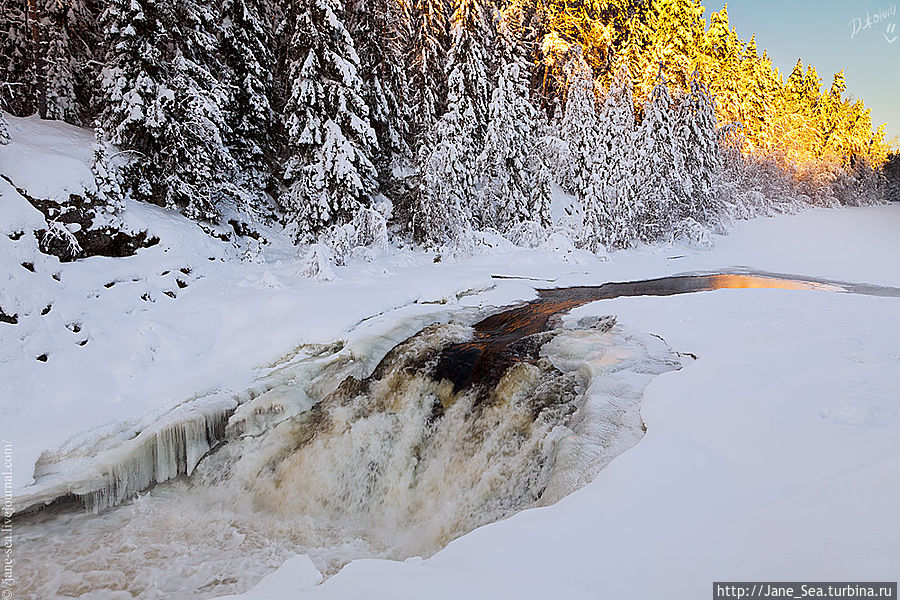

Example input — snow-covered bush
[39,221,83,261]
[298,243,336,282]
[829,161,885,207]
[0,111,9,145]
[89,125,125,215]
[505,220,549,249]
[311,206,392,270]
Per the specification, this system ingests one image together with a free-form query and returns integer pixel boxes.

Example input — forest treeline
[0,0,893,258]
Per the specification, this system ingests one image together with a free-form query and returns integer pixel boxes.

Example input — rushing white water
[16,314,683,599]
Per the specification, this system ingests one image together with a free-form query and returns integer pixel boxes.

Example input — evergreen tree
[408,0,451,139]
[0,110,9,145]
[560,48,606,251]
[413,0,493,246]
[446,0,493,132]
[646,0,705,91]
[0,0,37,116]
[702,5,742,127]
[39,0,93,124]
[635,72,688,242]
[97,0,172,201]
[348,0,413,166]
[477,41,551,231]
[595,60,638,248]
[0,0,95,123]
[280,0,379,241]
[784,58,806,117]
[220,0,276,196]
[89,124,125,214]
[98,0,238,221]
[674,72,722,226]
[163,51,240,221]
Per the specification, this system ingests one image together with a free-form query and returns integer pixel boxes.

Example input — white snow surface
[3,114,900,598]
[225,213,900,600]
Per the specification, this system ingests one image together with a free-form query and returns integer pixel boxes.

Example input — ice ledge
[12,390,247,515]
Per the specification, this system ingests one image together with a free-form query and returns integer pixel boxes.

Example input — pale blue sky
[717,0,900,145]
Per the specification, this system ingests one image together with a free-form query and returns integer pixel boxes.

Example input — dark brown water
[435,270,900,391]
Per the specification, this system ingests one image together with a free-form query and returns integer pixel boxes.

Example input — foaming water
[16,316,681,599]
[18,269,897,599]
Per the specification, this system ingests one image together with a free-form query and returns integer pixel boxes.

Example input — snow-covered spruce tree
[220,0,277,198]
[0,0,96,123]
[89,123,125,214]
[348,0,413,168]
[560,48,607,253]
[97,0,171,202]
[477,37,551,232]
[634,72,689,243]
[280,0,379,242]
[163,53,241,221]
[98,0,239,222]
[39,0,94,124]
[444,0,493,134]
[407,0,451,140]
[413,0,493,247]
[595,60,638,249]
[674,72,723,231]
[0,0,37,116]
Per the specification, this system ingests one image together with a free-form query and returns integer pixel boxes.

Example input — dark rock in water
[0,308,17,324]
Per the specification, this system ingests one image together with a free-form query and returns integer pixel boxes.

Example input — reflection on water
[15,269,900,599]
[436,270,898,392]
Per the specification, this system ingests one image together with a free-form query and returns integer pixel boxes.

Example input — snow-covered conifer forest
[1,0,893,260]
[3,1,900,599]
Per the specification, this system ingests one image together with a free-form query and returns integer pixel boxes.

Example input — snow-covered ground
[4,114,900,599]
[219,209,900,600]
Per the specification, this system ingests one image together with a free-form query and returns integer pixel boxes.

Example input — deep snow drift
[3,114,900,600]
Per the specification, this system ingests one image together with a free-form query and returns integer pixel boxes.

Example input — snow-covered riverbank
[4,115,900,599]
[219,208,900,600]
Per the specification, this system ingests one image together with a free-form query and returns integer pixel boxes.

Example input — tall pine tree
[674,72,722,227]
[635,72,689,242]
[348,0,413,167]
[478,36,551,231]
[221,0,276,198]
[413,0,493,246]
[408,0,450,141]
[98,0,239,221]
[560,48,606,252]
[595,60,638,248]
[280,0,379,241]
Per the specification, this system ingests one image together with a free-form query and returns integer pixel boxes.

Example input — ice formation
[15,312,684,599]
[18,391,243,514]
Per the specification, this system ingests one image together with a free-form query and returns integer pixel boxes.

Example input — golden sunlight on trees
[521,0,888,173]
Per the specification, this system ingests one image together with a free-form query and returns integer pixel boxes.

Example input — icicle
[78,402,236,513]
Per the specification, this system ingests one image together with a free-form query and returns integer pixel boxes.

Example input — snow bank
[4,115,900,599]
[224,212,900,600]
